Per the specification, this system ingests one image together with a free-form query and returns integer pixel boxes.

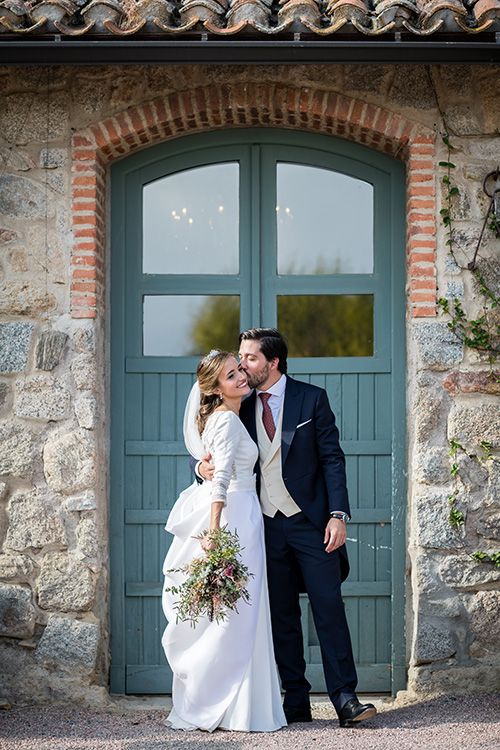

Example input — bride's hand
[199,454,215,481]
[200,536,215,552]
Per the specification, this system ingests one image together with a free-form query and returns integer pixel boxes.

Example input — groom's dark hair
[239,328,288,374]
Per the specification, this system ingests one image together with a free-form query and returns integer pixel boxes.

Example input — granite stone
[0,322,33,373]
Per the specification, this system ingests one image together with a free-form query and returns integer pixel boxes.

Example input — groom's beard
[244,363,271,390]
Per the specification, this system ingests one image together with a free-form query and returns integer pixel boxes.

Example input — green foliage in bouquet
[165,526,253,626]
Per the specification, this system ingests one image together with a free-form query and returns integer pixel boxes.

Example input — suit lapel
[281,376,304,467]
[240,391,258,445]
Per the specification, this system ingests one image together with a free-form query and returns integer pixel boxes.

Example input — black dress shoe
[283,705,313,724]
[338,698,377,727]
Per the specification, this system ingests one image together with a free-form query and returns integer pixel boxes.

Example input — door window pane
[143,164,239,274]
[277,295,374,357]
[143,295,240,356]
[277,164,373,275]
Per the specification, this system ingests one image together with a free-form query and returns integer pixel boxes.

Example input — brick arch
[70,83,437,319]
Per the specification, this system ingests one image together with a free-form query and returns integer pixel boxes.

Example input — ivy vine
[437,134,500,366]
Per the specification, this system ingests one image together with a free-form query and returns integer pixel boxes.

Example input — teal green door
[110,129,406,695]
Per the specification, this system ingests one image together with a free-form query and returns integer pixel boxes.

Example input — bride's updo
[196,350,233,435]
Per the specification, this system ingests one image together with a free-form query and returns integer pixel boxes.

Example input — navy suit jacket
[240,375,351,582]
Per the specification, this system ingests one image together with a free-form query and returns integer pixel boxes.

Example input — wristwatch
[330,511,350,523]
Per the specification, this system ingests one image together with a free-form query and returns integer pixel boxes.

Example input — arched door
[110,129,406,695]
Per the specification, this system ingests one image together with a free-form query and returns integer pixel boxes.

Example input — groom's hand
[199,454,215,481]
[324,518,346,553]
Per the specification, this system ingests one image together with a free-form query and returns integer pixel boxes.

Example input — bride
[161,350,287,733]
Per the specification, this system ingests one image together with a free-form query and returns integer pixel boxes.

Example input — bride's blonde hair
[196,350,233,435]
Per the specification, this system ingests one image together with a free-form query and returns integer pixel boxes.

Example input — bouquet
[165,526,253,626]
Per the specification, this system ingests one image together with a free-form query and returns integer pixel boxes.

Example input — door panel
[110,129,406,696]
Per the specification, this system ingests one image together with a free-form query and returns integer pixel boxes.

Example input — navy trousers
[263,511,358,714]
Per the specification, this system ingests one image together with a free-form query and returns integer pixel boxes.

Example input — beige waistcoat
[256,400,301,518]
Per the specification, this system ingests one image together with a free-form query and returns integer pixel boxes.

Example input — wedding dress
[162,409,286,732]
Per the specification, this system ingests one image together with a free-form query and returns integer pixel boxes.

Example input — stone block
[476,512,500,541]
[463,590,500,655]
[0,175,52,220]
[37,552,95,612]
[72,327,95,354]
[43,429,96,494]
[15,376,71,421]
[5,488,66,552]
[0,322,33,373]
[389,66,437,108]
[35,331,68,371]
[63,492,97,512]
[0,481,7,500]
[448,403,500,451]
[413,323,463,370]
[75,396,97,430]
[0,584,35,638]
[0,553,35,581]
[439,554,500,589]
[0,382,9,412]
[0,227,18,245]
[455,454,489,492]
[414,490,465,550]
[76,515,99,560]
[39,148,67,169]
[343,64,388,94]
[413,620,456,664]
[0,282,55,316]
[443,104,482,135]
[443,370,500,396]
[0,93,69,144]
[0,421,36,477]
[8,248,29,272]
[35,615,99,674]
[414,448,450,485]
[70,354,96,390]
[445,281,464,299]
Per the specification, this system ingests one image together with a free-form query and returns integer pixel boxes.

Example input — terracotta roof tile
[0,0,499,36]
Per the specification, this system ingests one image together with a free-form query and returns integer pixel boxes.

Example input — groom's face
[238,340,278,390]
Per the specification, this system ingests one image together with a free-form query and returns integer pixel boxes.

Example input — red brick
[72,134,94,148]
[410,292,436,303]
[408,238,437,250]
[410,252,436,264]
[410,279,436,290]
[72,254,97,266]
[72,294,96,307]
[71,281,97,293]
[411,306,437,317]
[410,264,436,277]
[73,268,97,279]
[72,149,97,162]
[71,308,97,319]
[409,160,434,171]
[410,144,435,156]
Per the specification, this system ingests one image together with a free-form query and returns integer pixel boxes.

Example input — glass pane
[277,164,373,275]
[277,295,373,357]
[143,295,240,356]
[143,164,239,274]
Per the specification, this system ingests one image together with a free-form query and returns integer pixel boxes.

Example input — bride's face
[217,356,251,400]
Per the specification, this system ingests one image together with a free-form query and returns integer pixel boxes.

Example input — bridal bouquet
[165,526,253,626]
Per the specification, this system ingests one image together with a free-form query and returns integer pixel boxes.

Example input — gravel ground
[0,693,499,750]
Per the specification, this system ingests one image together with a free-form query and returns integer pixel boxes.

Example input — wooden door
[110,129,406,695]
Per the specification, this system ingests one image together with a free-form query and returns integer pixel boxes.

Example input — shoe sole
[339,707,377,727]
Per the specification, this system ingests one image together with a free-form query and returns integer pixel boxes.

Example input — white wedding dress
[162,410,286,732]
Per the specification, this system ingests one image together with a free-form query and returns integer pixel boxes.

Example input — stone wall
[0,63,498,704]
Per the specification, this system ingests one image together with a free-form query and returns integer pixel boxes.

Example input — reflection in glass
[143,164,239,274]
[278,295,373,357]
[143,295,240,356]
[277,164,373,275]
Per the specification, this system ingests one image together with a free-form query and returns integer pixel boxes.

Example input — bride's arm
[207,413,240,525]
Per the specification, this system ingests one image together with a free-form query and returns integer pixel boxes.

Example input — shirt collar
[257,373,287,399]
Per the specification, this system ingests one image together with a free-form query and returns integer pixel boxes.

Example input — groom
[198,328,376,728]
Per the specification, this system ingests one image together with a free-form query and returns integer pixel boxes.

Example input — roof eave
[1,38,500,65]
